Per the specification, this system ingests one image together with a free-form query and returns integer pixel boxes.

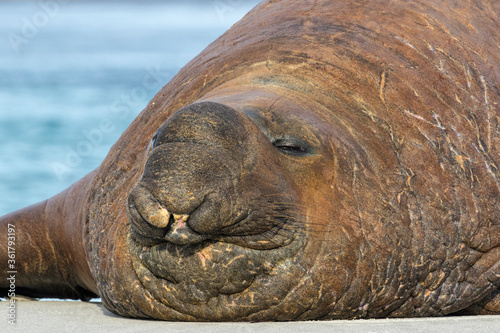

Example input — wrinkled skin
[1,0,500,321]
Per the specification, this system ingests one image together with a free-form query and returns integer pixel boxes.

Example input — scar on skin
[379,70,388,103]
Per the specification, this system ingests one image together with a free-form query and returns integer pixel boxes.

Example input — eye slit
[272,137,311,155]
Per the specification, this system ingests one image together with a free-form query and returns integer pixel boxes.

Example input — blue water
[0,0,261,216]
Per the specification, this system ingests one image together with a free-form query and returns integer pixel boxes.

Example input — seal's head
[124,89,346,320]
[1,0,498,322]
[85,0,500,322]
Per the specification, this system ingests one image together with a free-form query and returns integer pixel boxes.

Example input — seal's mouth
[127,185,296,251]
[128,237,273,300]
[125,185,305,310]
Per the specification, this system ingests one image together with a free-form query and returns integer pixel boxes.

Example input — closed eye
[272,137,313,156]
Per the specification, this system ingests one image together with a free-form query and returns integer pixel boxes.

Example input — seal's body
[1,0,500,320]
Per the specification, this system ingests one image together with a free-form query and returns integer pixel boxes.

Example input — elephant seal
[1,0,500,321]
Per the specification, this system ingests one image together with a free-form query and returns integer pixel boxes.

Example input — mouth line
[128,200,296,251]
[129,224,294,252]
[128,223,293,255]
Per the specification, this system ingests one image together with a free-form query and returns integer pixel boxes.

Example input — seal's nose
[128,184,209,245]
[130,102,264,245]
[153,101,251,151]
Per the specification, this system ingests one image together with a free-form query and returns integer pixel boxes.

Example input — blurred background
[0,0,261,216]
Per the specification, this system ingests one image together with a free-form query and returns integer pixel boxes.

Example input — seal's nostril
[164,213,209,245]
[174,214,189,223]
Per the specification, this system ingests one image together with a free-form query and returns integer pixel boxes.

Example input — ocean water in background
[0,0,261,216]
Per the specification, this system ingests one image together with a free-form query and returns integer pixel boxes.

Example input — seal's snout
[128,101,300,251]
[128,184,209,245]
[125,99,307,309]
[129,101,270,246]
